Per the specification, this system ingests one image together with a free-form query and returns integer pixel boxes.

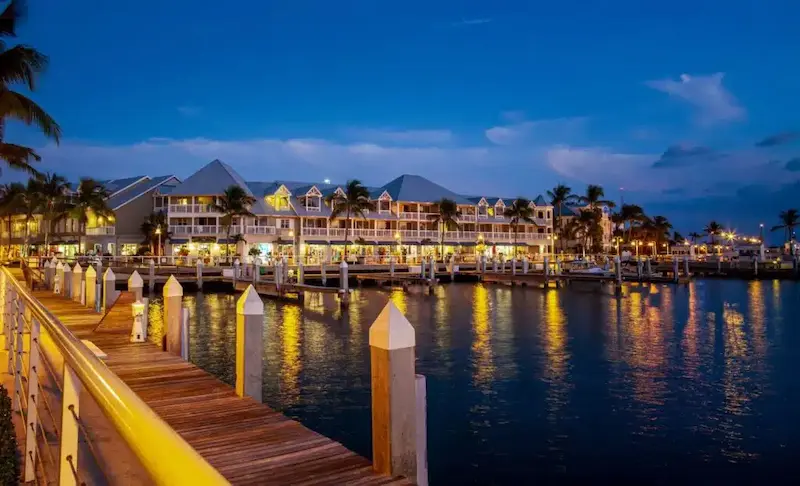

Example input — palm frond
[0,89,61,141]
[0,0,24,38]
[0,45,47,89]
[0,142,39,175]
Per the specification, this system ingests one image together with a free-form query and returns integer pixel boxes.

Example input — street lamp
[759,223,764,244]
[155,227,162,257]
[634,240,640,258]
[647,241,654,256]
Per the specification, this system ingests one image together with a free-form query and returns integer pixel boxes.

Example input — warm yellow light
[647,242,654,247]
[155,227,162,235]
[394,232,400,239]
[188,243,196,251]
[289,230,295,238]
[478,233,484,240]
[132,301,145,316]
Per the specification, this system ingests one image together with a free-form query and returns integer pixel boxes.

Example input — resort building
[1,175,178,258]
[554,204,614,252]
[163,160,555,262]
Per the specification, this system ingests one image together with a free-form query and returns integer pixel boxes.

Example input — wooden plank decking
[24,277,409,485]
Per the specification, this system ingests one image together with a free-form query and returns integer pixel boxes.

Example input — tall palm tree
[547,184,578,238]
[31,172,71,255]
[428,198,461,259]
[651,215,673,249]
[579,184,616,210]
[70,178,112,252]
[212,185,256,257]
[140,211,169,255]
[0,181,23,256]
[576,208,600,255]
[771,209,799,251]
[326,180,374,260]
[619,204,646,242]
[688,231,702,244]
[0,0,61,175]
[704,221,723,245]
[671,231,685,245]
[504,198,534,257]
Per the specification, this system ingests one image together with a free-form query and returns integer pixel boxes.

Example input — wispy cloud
[177,105,202,117]
[345,128,453,145]
[485,116,588,146]
[785,157,800,171]
[451,18,492,27]
[646,73,745,126]
[651,144,724,168]
[755,131,800,147]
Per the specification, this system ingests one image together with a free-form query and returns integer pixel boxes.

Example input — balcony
[86,226,115,236]
[194,225,219,235]
[168,204,219,214]
[170,226,193,235]
[245,226,276,235]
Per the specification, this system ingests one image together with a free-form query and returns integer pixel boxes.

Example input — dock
[14,268,410,485]
[479,271,691,288]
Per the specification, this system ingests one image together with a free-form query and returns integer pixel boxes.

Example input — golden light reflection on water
[389,289,407,315]
[748,281,766,361]
[280,305,302,405]
[624,290,667,407]
[543,290,569,419]
[681,284,700,380]
[471,284,494,391]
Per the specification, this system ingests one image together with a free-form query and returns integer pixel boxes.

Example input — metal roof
[168,159,254,197]
[107,175,179,210]
[380,174,474,205]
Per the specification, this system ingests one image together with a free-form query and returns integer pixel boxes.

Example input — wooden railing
[0,265,228,485]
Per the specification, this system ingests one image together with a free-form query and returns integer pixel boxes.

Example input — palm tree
[428,198,461,259]
[547,184,578,238]
[671,231,685,245]
[504,198,534,257]
[704,221,723,245]
[212,185,256,257]
[579,184,616,210]
[576,209,600,255]
[619,204,646,242]
[31,172,71,255]
[140,211,169,255]
[0,181,23,256]
[651,215,673,249]
[0,0,61,175]
[688,231,702,244]
[70,178,112,251]
[771,209,799,251]
[326,180,374,261]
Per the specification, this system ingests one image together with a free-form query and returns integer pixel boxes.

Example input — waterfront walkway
[13,269,409,485]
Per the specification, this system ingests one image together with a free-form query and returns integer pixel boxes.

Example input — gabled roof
[169,160,253,197]
[533,195,548,206]
[380,174,474,205]
[104,176,148,196]
[555,205,581,217]
[107,175,179,210]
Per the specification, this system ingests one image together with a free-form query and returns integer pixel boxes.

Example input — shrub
[0,385,19,485]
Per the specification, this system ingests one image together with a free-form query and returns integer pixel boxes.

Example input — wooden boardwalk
[25,279,409,485]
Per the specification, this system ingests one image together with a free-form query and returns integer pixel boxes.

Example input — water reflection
[144,280,800,484]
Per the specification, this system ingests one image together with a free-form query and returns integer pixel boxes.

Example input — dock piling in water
[148,258,155,292]
[85,265,97,309]
[63,263,71,299]
[236,285,264,402]
[128,270,143,302]
[102,268,116,312]
[369,301,423,482]
[196,259,204,289]
[72,263,83,303]
[164,275,184,357]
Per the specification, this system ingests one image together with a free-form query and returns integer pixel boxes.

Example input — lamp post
[155,227,162,257]
[634,240,640,258]
[759,223,764,244]
[647,241,654,256]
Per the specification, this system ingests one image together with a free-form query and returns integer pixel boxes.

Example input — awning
[170,238,189,244]
[375,241,397,246]
[305,240,329,245]
[217,238,235,243]
[459,242,478,247]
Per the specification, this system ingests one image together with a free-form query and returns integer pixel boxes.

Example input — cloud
[651,144,723,168]
[785,157,800,171]
[345,128,453,145]
[485,117,588,146]
[646,73,745,126]
[755,131,800,147]
[451,18,492,27]
[177,105,202,117]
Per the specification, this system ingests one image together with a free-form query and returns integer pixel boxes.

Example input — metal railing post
[12,298,24,412]
[59,363,81,486]
[24,316,40,482]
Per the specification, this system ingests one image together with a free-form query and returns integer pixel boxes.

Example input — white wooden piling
[128,270,144,302]
[85,265,97,309]
[102,268,116,312]
[233,259,240,285]
[522,256,529,274]
[297,261,305,285]
[480,255,486,274]
[390,256,395,277]
[321,261,327,286]
[163,276,184,356]
[673,258,680,283]
[428,257,435,284]
[369,301,420,480]
[645,257,652,278]
[683,256,689,277]
[55,261,64,294]
[236,285,264,402]
[71,263,83,303]
[636,258,643,280]
[180,306,190,360]
[196,259,203,289]
[63,263,72,299]
[339,261,350,308]
[148,259,156,292]
[492,257,498,273]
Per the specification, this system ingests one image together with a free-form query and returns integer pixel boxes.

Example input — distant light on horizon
[324,178,331,184]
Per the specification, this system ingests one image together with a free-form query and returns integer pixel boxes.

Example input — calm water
[148,281,800,484]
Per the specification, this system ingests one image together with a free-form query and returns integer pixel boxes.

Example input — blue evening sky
[4,0,800,237]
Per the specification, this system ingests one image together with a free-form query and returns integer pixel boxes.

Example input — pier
[1,264,425,485]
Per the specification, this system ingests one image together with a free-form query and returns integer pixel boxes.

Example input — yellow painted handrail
[1,267,230,485]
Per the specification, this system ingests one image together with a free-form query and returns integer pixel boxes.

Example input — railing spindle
[24,316,41,483]
[12,297,24,412]
[59,364,81,486]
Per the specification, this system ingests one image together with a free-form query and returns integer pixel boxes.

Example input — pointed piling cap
[128,270,143,288]
[149,258,155,267]
[340,260,348,268]
[197,259,203,267]
[103,268,115,281]
[56,261,63,270]
[369,301,415,350]
[50,257,57,264]
[73,262,83,273]
[85,265,96,278]
[63,263,71,273]
[163,275,183,297]
[237,285,264,315]
[234,258,240,265]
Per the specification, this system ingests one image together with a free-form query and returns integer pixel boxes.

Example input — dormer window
[376,191,392,213]
[477,199,488,218]
[267,185,291,211]
[494,200,505,218]
[304,186,322,211]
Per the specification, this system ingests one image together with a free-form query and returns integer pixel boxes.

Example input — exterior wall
[114,187,160,236]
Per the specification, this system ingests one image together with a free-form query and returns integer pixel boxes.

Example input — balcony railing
[86,226,116,236]
[170,225,193,235]
[168,204,219,214]
[194,225,219,234]
[245,226,276,235]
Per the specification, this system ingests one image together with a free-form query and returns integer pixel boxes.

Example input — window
[280,219,291,229]
[379,200,390,212]
[537,211,544,219]
[306,197,321,211]
[538,228,544,234]
[478,204,487,217]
